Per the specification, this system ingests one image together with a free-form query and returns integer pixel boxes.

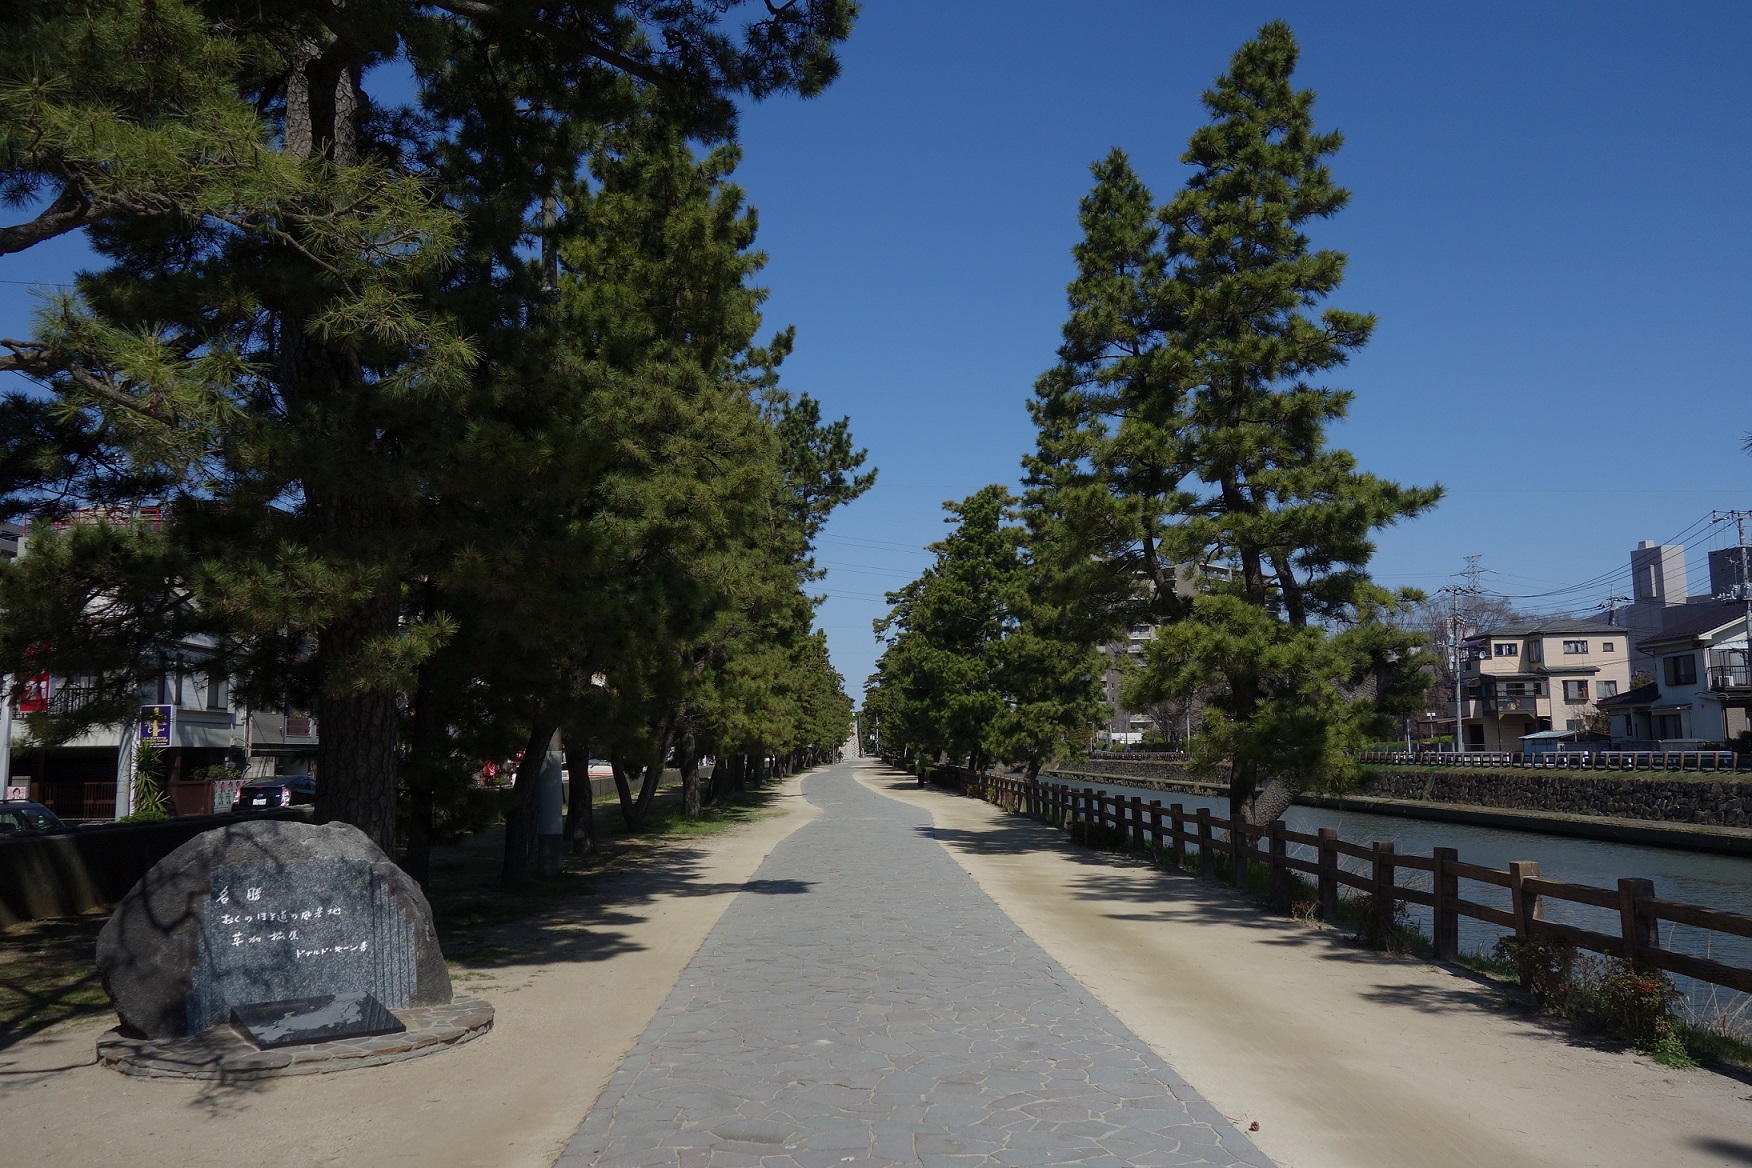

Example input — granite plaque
[186,859,417,1034]
[230,991,407,1049]
[97,820,453,1040]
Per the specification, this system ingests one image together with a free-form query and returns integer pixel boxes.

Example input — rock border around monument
[97,994,493,1080]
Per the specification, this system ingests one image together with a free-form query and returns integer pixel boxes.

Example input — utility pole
[1597,595,1631,627]
[1438,563,1491,753]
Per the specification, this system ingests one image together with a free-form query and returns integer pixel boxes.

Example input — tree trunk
[314,587,402,855]
[679,731,701,818]
[563,739,596,855]
[501,722,557,889]
[401,656,443,889]
[1242,780,1296,827]
[611,753,638,830]
[706,754,726,805]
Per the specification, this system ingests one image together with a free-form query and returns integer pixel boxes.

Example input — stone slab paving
[557,763,1273,1168]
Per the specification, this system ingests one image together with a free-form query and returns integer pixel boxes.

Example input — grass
[0,911,117,1041]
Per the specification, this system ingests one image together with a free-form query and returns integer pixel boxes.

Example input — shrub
[1493,935,1577,1005]
[1593,962,1687,1059]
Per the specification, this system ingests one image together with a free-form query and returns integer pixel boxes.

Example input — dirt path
[0,775,821,1168]
[858,764,1752,1168]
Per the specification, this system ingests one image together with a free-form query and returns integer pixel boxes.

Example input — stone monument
[95,819,490,1077]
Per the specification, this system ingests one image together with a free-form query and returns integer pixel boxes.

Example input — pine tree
[1128,22,1440,824]
[1025,22,1440,826]
[0,2,859,853]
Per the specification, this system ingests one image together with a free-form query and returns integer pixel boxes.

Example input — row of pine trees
[0,1,865,885]
[865,23,1440,825]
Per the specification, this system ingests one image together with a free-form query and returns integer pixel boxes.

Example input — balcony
[1710,665,1751,691]
[1459,695,1542,718]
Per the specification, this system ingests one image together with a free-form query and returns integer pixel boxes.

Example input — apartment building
[1458,618,1632,751]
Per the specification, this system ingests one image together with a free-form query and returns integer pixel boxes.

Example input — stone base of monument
[96,994,493,1080]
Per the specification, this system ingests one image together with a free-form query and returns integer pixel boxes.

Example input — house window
[1528,640,1544,662]
[1563,680,1590,702]
[1654,712,1684,739]
[1563,640,1589,654]
[1597,680,1618,698]
[1664,654,1698,686]
[206,673,229,711]
[1566,718,1586,731]
[1503,682,1527,696]
[1602,641,1615,653]
[1493,643,1518,657]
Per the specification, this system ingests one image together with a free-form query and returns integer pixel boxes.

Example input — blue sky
[727,2,1752,693]
[3,3,1749,699]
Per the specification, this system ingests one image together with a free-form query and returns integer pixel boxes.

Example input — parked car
[0,800,68,836]
[233,775,316,810]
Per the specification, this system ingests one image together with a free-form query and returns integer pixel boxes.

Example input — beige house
[1458,619,1633,751]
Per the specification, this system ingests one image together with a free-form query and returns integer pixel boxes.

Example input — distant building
[4,508,318,818]
[1095,563,1231,746]
[1458,618,1632,751]
[1616,540,1737,679]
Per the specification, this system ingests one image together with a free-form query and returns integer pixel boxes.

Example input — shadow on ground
[867,765,1737,1067]
[0,779,799,1051]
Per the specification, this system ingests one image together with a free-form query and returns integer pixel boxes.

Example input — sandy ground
[0,775,821,1168]
[856,764,1752,1168]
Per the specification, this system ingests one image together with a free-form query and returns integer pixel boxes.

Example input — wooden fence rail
[950,769,1752,997]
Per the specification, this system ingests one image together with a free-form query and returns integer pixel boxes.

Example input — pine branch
[425,1,670,88]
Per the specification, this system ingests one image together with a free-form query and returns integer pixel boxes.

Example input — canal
[1037,772,1752,1019]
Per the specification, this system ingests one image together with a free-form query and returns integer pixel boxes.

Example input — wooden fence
[1360,749,1746,773]
[959,770,1752,996]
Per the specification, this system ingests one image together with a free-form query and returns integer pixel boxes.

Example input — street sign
[139,704,175,748]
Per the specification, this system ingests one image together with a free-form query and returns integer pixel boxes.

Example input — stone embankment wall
[1364,770,1752,828]
[1046,758,1752,827]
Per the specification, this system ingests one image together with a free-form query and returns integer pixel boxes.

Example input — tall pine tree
[1028,22,1439,827]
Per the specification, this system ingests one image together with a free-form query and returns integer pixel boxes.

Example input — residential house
[1599,602,1752,747]
[1458,619,1631,751]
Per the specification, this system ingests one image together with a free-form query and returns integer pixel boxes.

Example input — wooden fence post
[1130,796,1145,853]
[1197,807,1214,878]
[1268,820,1290,911]
[1432,847,1459,961]
[1231,817,1249,889]
[1169,804,1185,869]
[1148,800,1162,858]
[1317,827,1339,924]
[1508,861,1541,937]
[1371,841,1397,941]
[1619,877,1657,966]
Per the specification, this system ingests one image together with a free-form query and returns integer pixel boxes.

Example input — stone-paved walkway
[557,763,1273,1168]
